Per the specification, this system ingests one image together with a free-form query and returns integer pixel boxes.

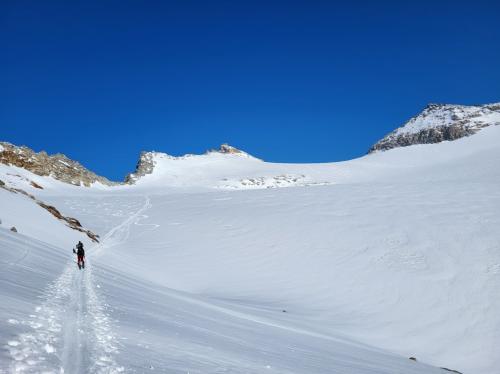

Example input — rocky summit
[213,143,247,155]
[0,142,116,187]
[124,151,157,184]
[369,103,500,153]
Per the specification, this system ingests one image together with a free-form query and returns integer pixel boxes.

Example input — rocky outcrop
[0,182,99,242]
[37,201,100,242]
[217,143,245,154]
[30,181,43,189]
[0,142,116,187]
[369,103,500,153]
[440,368,462,374]
[207,143,251,156]
[124,151,156,184]
[371,124,478,152]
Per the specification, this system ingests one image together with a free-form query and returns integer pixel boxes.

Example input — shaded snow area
[1,126,500,373]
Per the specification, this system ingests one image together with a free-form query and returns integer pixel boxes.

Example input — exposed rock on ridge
[0,142,116,187]
[205,143,255,159]
[124,151,157,184]
[0,179,100,242]
[1,141,255,186]
[369,103,500,153]
[219,143,242,154]
[210,143,247,155]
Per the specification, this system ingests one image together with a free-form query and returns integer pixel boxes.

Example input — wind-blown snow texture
[1,125,500,373]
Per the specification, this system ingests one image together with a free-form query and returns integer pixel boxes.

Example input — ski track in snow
[7,264,123,374]
[92,196,152,256]
[3,197,153,373]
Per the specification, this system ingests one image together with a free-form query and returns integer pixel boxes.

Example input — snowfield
[1,125,500,373]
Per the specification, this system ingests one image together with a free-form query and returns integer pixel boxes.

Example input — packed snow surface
[1,126,500,373]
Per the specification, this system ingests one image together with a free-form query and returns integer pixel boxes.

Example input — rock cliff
[369,103,500,153]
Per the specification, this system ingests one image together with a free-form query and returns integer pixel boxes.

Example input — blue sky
[2,1,499,181]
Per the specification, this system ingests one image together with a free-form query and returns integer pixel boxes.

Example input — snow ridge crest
[124,144,255,184]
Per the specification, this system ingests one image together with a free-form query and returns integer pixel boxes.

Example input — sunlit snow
[1,125,499,373]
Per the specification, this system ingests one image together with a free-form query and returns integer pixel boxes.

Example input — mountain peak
[124,151,157,184]
[124,144,257,184]
[219,143,243,154]
[207,143,252,156]
[369,102,500,153]
[423,103,447,111]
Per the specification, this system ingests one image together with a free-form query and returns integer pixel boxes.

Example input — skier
[73,241,85,269]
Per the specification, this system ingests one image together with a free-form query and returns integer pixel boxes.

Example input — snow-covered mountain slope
[124,151,337,190]
[0,229,446,374]
[0,184,95,249]
[369,102,500,152]
[1,122,500,373]
[125,144,256,183]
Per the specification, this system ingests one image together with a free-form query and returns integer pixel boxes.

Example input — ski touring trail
[92,196,152,256]
[3,196,153,373]
[6,263,123,374]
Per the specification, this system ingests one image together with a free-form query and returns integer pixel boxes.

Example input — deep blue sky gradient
[2,0,500,180]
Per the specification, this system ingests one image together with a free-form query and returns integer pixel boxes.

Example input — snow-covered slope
[1,228,447,374]
[1,119,500,373]
[94,127,500,374]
